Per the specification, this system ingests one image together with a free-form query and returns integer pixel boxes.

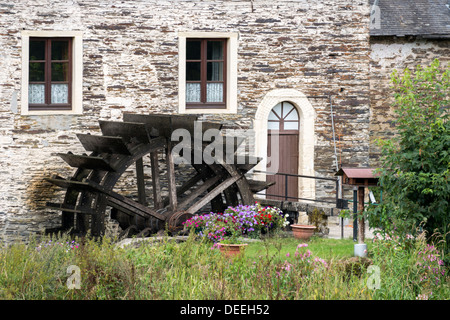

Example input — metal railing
[252,170,339,205]
[252,170,359,239]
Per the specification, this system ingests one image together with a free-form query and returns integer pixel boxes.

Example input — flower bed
[183,202,289,243]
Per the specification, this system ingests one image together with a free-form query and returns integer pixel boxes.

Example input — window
[178,32,238,114]
[186,39,226,108]
[28,38,72,110]
[21,31,83,115]
[268,102,299,131]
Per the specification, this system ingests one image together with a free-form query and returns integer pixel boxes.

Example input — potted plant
[290,224,316,240]
[217,227,248,258]
[290,210,316,240]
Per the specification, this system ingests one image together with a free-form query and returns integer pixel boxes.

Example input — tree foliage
[368,59,449,255]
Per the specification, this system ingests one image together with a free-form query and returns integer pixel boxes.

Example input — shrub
[368,59,450,259]
[370,230,448,300]
[0,235,81,299]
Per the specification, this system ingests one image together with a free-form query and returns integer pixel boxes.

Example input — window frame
[21,30,83,115]
[267,101,300,133]
[28,37,73,111]
[178,32,238,114]
[185,38,227,109]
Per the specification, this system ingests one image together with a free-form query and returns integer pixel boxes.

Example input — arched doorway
[253,89,316,201]
[266,101,299,200]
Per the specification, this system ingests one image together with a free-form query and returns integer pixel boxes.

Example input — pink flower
[286,252,290,257]
[283,261,292,272]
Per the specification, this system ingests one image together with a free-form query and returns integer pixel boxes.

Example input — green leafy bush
[368,59,450,260]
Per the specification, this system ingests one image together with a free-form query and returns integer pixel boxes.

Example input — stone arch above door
[253,89,316,200]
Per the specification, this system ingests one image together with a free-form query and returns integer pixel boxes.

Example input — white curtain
[186,83,201,102]
[28,84,69,104]
[206,83,223,102]
[28,84,45,104]
[51,84,68,104]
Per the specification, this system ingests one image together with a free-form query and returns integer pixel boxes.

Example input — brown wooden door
[266,102,299,200]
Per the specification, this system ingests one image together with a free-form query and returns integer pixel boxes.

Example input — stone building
[0,0,447,242]
[369,0,450,164]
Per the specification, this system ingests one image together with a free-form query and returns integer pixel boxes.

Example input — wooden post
[136,158,146,206]
[92,195,107,237]
[357,186,365,244]
[150,151,162,209]
[353,187,358,242]
[220,161,254,205]
[166,139,178,211]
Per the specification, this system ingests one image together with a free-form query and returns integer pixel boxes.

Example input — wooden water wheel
[45,113,274,237]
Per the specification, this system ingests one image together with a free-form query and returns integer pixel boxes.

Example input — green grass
[0,232,447,300]
[244,235,367,261]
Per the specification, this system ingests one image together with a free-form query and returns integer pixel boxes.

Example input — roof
[369,0,450,38]
[335,168,380,179]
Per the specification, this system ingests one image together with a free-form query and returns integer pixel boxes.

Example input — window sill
[21,109,83,116]
[186,104,227,110]
[180,107,236,114]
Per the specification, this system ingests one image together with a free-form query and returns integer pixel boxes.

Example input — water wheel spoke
[219,161,254,205]
[166,139,178,211]
[135,157,146,206]
[247,179,276,193]
[162,170,209,207]
[86,179,167,221]
[46,202,95,215]
[186,174,243,214]
[150,151,162,209]
[207,163,238,207]
[178,174,223,210]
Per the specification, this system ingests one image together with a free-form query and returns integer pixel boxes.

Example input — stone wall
[369,36,450,166]
[0,0,371,243]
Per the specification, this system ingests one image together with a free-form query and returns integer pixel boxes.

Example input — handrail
[252,170,339,205]
[259,193,337,204]
[252,170,338,182]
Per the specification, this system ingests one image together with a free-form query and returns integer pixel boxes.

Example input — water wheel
[45,113,274,237]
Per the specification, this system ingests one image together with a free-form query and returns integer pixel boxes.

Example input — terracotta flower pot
[218,243,248,258]
[291,224,316,240]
